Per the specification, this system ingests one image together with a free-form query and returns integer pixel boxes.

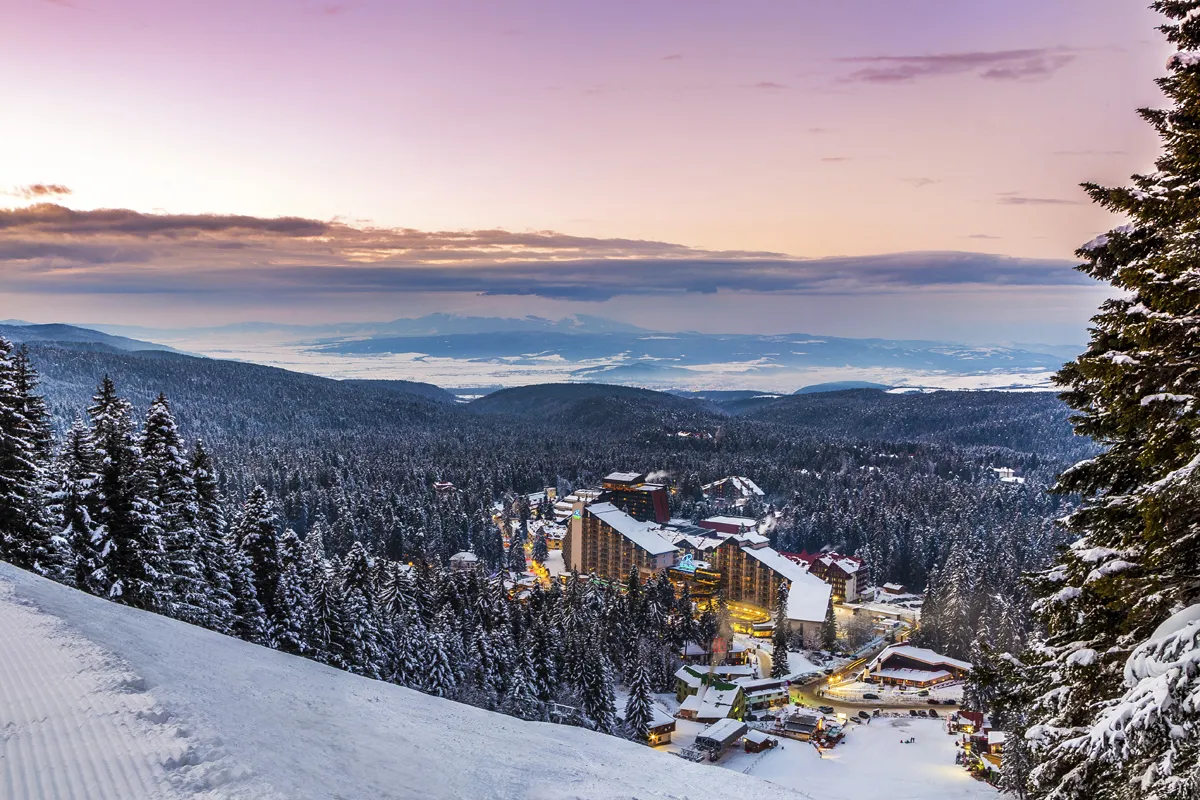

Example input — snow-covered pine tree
[424,623,458,698]
[1020,5,1200,798]
[771,581,791,679]
[532,528,549,566]
[340,541,385,678]
[54,418,103,592]
[503,648,541,720]
[579,643,618,734]
[623,659,655,743]
[0,338,59,577]
[821,596,838,652]
[189,439,238,631]
[87,377,167,610]
[234,486,285,632]
[305,554,347,667]
[140,395,209,626]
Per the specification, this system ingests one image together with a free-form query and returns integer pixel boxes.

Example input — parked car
[819,706,835,715]
[863,693,880,700]
[929,709,940,718]
[927,698,940,704]
[909,709,920,717]
[858,711,871,720]
[917,690,929,697]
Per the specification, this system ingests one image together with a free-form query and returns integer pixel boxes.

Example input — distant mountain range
[5,315,1085,393]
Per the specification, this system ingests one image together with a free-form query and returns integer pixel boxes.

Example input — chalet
[694,718,749,756]
[778,709,823,741]
[647,707,676,746]
[680,639,752,666]
[743,729,778,754]
[449,551,481,572]
[881,583,907,596]
[735,677,790,717]
[433,481,456,494]
[677,681,745,723]
[863,644,972,687]
[701,476,765,508]
[951,710,986,734]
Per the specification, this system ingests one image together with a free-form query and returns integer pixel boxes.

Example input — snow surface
[657,716,995,800]
[0,563,804,800]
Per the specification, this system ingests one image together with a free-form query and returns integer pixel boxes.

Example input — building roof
[702,476,766,497]
[604,471,645,483]
[585,503,677,557]
[682,684,743,721]
[744,729,772,745]
[872,668,951,683]
[737,545,833,624]
[868,644,973,673]
[988,731,1007,746]
[702,515,759,529]
[674,666,704,689]
[650,707,676,729]
[696,718,748,747]
[449,551,479,562]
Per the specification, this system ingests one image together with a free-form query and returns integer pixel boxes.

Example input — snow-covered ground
[0,563,804,800]
[723,717,996,800]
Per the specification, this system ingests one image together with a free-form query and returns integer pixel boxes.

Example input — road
[755,644,956,715]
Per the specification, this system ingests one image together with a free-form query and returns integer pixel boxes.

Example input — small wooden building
[744,729,777,754]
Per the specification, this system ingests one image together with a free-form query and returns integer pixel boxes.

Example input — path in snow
[0,564,802,800]
[0,583,262,800]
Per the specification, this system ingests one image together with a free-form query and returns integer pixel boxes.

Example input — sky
[0,0,1172,343]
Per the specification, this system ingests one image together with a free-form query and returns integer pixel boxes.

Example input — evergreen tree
[532,528,549,566]
[623,660,655,743]
[235,486,285,630]
[1019,6,1200,798]
[424,622,457,698]
[53,418,103,592]
[821,596,838,652]
[140,395,209,625]
[771,581,791,679]
[579,643,617,734]
[87,377,167,610]
[189,440,237,632]
[0,339,58,576]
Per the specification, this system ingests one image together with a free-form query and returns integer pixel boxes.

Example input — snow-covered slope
[0,563,801,800]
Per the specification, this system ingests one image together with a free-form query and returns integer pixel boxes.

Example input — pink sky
[0,0,1170,341]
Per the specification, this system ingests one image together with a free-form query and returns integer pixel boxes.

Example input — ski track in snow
[0,583,267,800]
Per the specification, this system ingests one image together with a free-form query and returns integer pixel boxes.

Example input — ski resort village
[464,470,1008,797]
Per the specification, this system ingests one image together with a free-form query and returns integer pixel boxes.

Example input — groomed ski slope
[0,563,801,800]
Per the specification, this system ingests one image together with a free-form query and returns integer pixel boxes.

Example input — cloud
[662,54,683,61]
[6,184,72,200]
[966,234,1000,240]
[821,157,851,162]
[1053,149,1127,156]
[752,81,787,90]
[901,177,937,188]
[997,195,1080,206]
[840,48,1076,84]
[0,203,1088,304]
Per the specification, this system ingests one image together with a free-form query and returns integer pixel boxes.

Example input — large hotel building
[562,472,831,638]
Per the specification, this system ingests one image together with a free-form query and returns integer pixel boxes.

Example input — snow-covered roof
[683,684,743,721]
[737,546,832,623]
[650,706,675,729]
[449,551,479,562]
[674,666,704,689]
[868,644,972,673]
[585,503,677,557]
[988,731,1007,746]
[872,668,951,683]
[604,471,644,483]
[702,476,765,497]
[696,717,747,745]
[702,515,759,529]
[682,640,748,657]
[744,729,772,745]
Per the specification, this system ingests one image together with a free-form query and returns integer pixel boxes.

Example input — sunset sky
[0,0,1171,342]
